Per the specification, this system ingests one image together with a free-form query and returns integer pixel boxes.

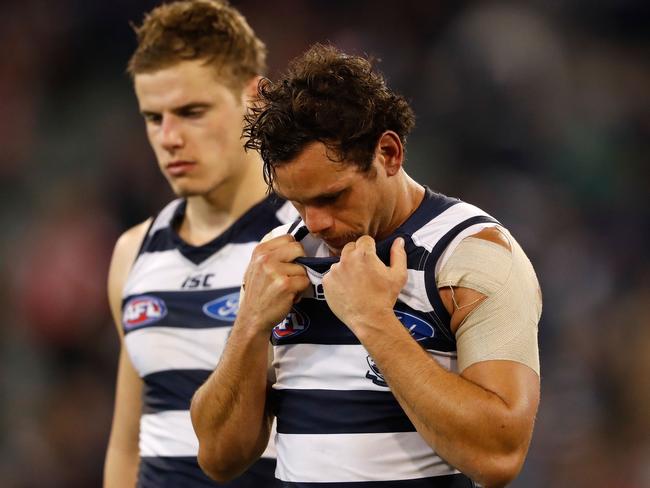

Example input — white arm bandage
[437,231,542,375]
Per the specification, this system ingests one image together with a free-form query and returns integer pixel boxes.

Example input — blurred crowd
[1,1,648,486]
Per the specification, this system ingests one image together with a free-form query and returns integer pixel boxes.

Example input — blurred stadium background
[1,1,648,486]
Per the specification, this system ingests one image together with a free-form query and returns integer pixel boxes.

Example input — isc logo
[122,296,167,329]
[272,308,310,339]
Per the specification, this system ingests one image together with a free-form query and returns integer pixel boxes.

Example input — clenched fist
[238,234,311,333]
[322,236,407,336]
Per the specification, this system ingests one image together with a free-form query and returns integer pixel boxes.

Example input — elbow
[196,444,244,484]
[473,449,527,488]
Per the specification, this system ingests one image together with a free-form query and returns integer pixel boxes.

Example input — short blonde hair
[128,0,266,91]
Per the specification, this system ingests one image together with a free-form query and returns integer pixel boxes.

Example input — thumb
[389,237,407,279]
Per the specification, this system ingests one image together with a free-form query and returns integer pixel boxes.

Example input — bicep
[461,360,539,429]
[107,220,151,335]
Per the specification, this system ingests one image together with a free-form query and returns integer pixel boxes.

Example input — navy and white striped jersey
[122,196,296,488]
[270,189,499,487]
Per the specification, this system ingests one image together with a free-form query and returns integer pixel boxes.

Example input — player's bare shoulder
[469,226,512,252]
[107,219,152,334]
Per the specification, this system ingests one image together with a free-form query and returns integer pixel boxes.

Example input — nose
[160,115,184,151]
[303,206,334,235]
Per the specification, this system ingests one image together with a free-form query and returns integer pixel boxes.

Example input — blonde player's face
[273,142,393,256]
[134,60,251,198]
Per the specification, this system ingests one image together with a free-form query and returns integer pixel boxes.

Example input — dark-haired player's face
[134,60,250,198]
[274,142,393,255]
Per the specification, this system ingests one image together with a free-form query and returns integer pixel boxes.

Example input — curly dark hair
[243,44,416,187]
[128,0,266,92]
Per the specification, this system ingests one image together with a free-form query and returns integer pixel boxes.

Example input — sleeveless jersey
[122,196,296,487]
[270,189,499,487]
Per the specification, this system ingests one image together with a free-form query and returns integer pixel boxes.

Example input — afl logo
[395,310,435,341]
[123,295,167,329]
[203,292,240,322]
[272,307,310,340]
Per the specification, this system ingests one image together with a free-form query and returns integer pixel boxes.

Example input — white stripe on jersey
[140,411,278,459]
[398,269,431,313]
[273,343,456,391]
[275,431,459,482]
[125,326,230,376]
[411,202,492,252]
[124,242,257,296]
[140,410,198,457]
[410,202,499,276]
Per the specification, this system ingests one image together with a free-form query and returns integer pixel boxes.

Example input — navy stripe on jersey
[280,475,476,488]
[272,296,456,353]
[122,287,239,333]
[139,456,279,488]
[143,369,211,413]
[142,196,288,264]
[273,389,415,434]
[294,256,338,273]
[272,299,357,346]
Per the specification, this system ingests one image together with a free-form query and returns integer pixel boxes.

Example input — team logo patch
[122,295,167,329]
[203,292,240,322]
[272,307,310,339]
[365,355,388,387]
[395,310,435,341]
[365,311,434,386]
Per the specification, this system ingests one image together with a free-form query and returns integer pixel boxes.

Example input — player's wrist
[232,313,275,342]
[348,308,398,339]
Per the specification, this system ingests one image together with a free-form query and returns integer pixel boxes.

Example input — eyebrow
[140,102,213,117]
[274,188,345,204]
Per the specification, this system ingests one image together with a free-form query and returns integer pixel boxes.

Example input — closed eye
[312,191,344,207]
[177,106,207,119]
[142,112,162,124]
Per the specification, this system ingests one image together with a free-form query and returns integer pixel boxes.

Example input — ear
[376,131,404,177]
[241,75,263,106]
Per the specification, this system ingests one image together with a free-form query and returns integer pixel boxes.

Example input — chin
[171,185,204,198]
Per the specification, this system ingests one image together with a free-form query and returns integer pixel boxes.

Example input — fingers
[340,236,375,260]
[258,234,296,251]
[274,262,309,278]
[253,235,306,264]
[340,241,356,258]
[389,237,407,281]
[267,273,311,300]
[355,235,376,254]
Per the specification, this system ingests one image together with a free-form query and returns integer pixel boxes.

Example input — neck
[376,171,425,240]
[180,152,268,245]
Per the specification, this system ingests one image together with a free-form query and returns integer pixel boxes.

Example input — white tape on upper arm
[438,232,542,374]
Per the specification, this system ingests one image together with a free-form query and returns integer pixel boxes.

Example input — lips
[166,161,196,176]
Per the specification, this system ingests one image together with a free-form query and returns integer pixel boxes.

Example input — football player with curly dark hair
[193,44,542,488]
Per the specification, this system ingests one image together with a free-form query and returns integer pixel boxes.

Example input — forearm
[190,322,272,482]
[356,314,531,487]
[103,445,138,488]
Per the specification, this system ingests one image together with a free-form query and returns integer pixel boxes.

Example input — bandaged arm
[437,231,542,375]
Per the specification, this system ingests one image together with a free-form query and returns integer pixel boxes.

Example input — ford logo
[203,292,240,322]
[394,310,435,341]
